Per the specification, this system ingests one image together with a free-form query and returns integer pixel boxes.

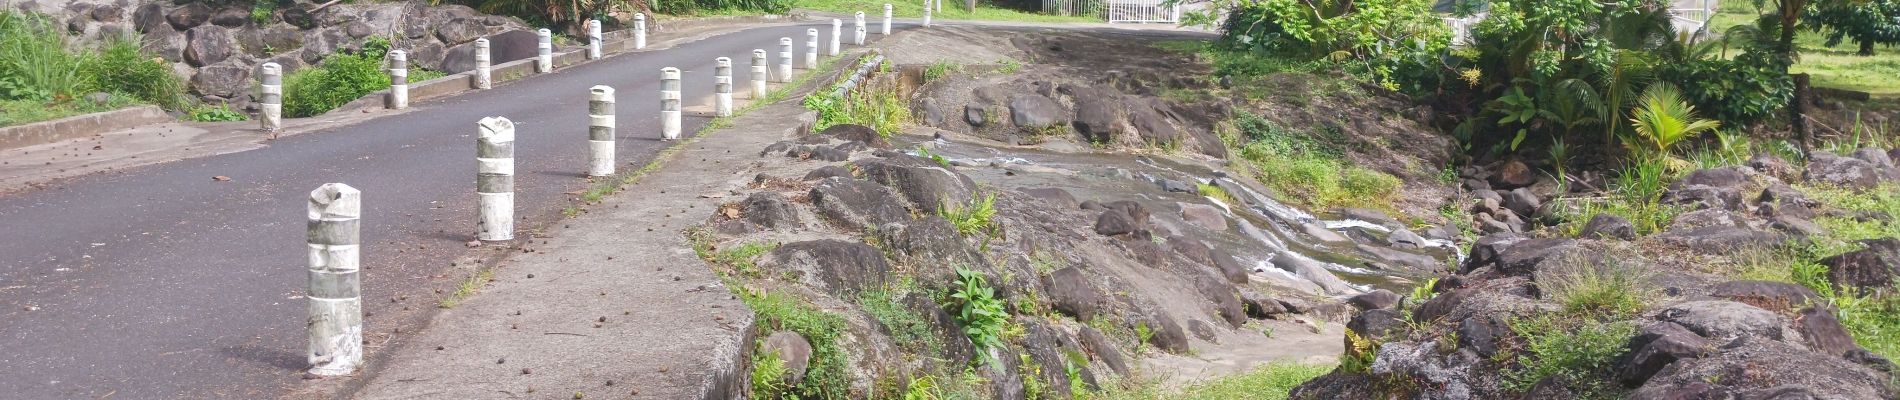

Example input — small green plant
[437,268,493,308]
[901,375,943,400]
[1537,258,1652,319]
[939,193,998,238]
[1503,316,1637,397]
[748,350,789,398]
[1547,138,1570,193]
[1134,321,1155,353]
[1019,352,1046,400]
[1338,329,1379,373]
[923,61,961,82]
[1196,183,1237,205]
[860,289,943,356]
[251,0,275,25]
[914,146,952,168]
[187,104,248,122]
[997,58,1022,74]
[950,267,1009,359]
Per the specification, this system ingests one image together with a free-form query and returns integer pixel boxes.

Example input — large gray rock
[1093,209,1138,236]
[182,25,233,67]
[132,3,166,33]
[740,192,801,230]
[1657,300,1785,343]
[1009,94,1067,129]
[1657,226,1783,253]
[1348,289,1400,310]
[1748,152,1798,181]
[1661,184,1742,211]
[1077,326,1130,376]
[1269,251,1360,294]
[1709,280,1819,313]
[1851,148,1895,170]
[1070,96,1121,144]
[166,3,212,31]
[1129,102,1181,146]
[764,240,891,297]
[1145,313,1190,354]
[1045,266,1102,321]
[1618,322,1709,386]
[1504,187,1541,217]
[1632,336,1893,400]
[1820,238,1900,295]
[435,17,485,46]
[209,8,249,27]
[406,41,446,71]
[1796,306,1860,358]
[1675,167,1750,189]
[807,177,910,232]
[853,155,977,214]
[760,331,812,383]
[1494,238,1579,275]
[1807,153,1882,189]
[1578,214,1636,240]
[188,61,250,98]
[875,217,982,277]
[438,29,536,73]
[140,23,185,62]
[819,124,889,148]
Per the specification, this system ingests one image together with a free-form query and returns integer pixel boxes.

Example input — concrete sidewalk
[344,58,843,399]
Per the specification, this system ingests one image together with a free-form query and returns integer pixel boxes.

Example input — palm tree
[1627,83,1721,159]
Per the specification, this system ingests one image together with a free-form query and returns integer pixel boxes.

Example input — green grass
[437,268,494,309]
[860,287,945,357]
[0,97,130,126]
[923,60,962,82]
[186,104,248,122]
[1089,362,1336,400]
[1711,1,1900,95]
[1196,183,1236,205]
[938,193,997,237]
[807,62,910,136]
[1225,112,1401,212]
[797,0,1100,23]
[1537,258,1652,319]
[1503,316,1637,398]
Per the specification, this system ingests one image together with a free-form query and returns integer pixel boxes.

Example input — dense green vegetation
[283,37,446,118]
[805,64,911,136]
[1,11,186,126]
[1226,111,1401,211]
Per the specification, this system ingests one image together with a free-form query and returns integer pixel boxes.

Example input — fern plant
[1626,83,1721,160]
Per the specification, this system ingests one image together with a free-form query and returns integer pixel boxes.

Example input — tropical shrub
[1190,0,1449,87]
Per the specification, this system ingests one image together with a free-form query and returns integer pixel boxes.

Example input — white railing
[1104,0,1179,23]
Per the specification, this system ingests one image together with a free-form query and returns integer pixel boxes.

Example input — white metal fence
[1104,0,1180,23]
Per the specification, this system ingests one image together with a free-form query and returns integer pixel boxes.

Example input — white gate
[1104,0,1179,23]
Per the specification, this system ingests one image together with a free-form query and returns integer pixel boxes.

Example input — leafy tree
[1804,0,1900,55]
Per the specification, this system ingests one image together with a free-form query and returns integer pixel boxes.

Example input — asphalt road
[0,22,891,399]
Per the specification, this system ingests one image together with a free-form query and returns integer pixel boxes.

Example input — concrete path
[350,80,831,400]
[0,20,900,399]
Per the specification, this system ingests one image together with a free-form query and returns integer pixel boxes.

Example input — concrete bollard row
[661,68,682,140]
[387,50,408,110]
[776,37,793,83]
[306,183,363,376]
[805,28,819,69]
[751,49,768,99]
[477,117,515,242]
[883,4,893,35]
[536,29,552,73]
[588,86,615,177]
[473,38,492,89]
[715,57,733,117]
[634,13,647,49]
[259,62,282,131]
[586,19,602,59]
[854,12,866,45]
[830,19,843,56]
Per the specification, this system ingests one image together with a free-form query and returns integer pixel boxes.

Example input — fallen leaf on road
[212,176,231,182]
[465,240,481,248]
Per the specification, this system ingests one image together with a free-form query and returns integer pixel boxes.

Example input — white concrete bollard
[714,57,733,117]
[634,13,647,49]
[477,117,515,242]
[259,62,281,132]
[805,28,819,69]
[473,38,492,89]
[536,29,552,73]
[935,0,942,12]
[924,0,933,26]
[854,12,866,45]
[306,182,363,376]
[587,85,615,177]
[829,19,843,56]
[386,50,408,110]
[661,67,682,140]
[750,49,768,99]
[776,37,793,83]
[883,4,893,35]
[586,19,602,60]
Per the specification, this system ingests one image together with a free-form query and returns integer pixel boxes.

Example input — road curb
[0,105,170,151]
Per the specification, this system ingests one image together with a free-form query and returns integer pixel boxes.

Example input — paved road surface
[0,22,894,399]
